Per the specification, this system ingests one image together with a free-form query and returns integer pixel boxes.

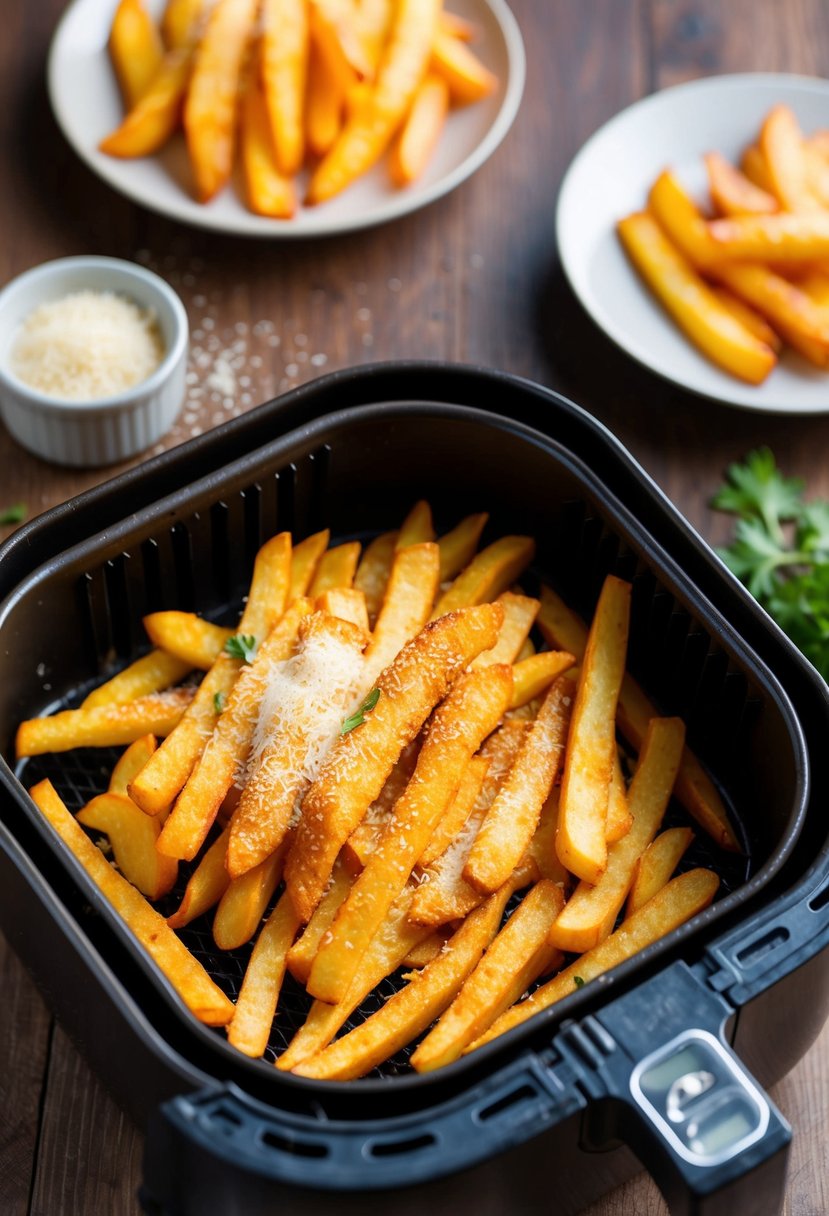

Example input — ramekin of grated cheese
[0,256,188,467]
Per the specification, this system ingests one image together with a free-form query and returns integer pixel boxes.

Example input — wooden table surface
[2,2,829,1213]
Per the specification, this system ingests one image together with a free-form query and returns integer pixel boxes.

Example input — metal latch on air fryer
[630,1028,770,1168]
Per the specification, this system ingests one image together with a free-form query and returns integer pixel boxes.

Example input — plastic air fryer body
[1,364,828,1216]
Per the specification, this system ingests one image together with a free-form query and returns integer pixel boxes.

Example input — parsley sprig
[712,448,829,678]
[224,634,257,664]
[0,502,27,525]
[340,688,381,735]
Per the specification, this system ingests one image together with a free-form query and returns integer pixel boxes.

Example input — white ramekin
[0,256,188,467]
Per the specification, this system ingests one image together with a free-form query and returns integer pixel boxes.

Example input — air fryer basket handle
[577,961,792,1216]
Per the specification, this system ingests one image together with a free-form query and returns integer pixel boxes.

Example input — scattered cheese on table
[9,290,164,401]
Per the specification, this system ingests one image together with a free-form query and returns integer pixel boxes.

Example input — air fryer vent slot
[260,1130,329,1158]
[809,878,829,913]
[477,1083,538,1123]
[368,1132,437,1158]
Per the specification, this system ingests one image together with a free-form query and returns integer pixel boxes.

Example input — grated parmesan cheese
[245,620,366,801]
[9,290,164,401]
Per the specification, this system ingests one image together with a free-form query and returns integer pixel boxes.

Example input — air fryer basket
[1,366,828,1216]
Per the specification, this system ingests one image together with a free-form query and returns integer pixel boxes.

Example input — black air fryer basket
[2,364,829,1216]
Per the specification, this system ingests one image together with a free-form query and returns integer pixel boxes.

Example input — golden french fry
[276,883,432,1069]
[227,890,302,1057]
[307,664,513,1003]
[556,576,631,885]
[109,0,165,108]
[16,688,194,758]
[710,286,783,353]
[307,541,361,596]
[286,856,354,984]
[183,0,258,201]
[648,169,720,268]
[408,721,529,926]
[161,0,204,48]
[306,0,442,205]
[430,29,497,105]
[527,787,570,887]
[293,877,518,1079]
[212,840,288,951]
[431,535,535,620]
[109,735,157,796]
[129,668,232,818]
[142,612,232,670]
[241,54,297,219]
[314,587,370,632]
[464,676,572,894]
[741,143,775,193]
[354,530,398,625]
[81,650,192,710]
[227,613,366,878]
[167,828,231,929]
[418,754,489,869]
[362,542,440,686]
[538,584,739,852]
[760,104,818,213]
[100,46,193,157]
[551,717,685,953]
[617,211,776,385]
[470,869,720,1051]
[606,748,633,844]
[509,650,574,710]
[438,10,476,40]
[140,532,292,830]
[310,0,374,85]
[289,530,331,601]
[402,932,450,970]
[437,513,488,582]
[712,262,829,368]
[357,0,393,71]
[396,500,436,547]
[627,825,694,917]
[704,151,778,217]
[411,879,565,1072]
[305,37,345,156]
[285,602,503,922]
[389,73,449,186]
[341,737,421,871]
[261,0,309,176]
[471,592,539,669]
[707,212,829,264]
[77,791,178,900]
[30,780,233,1025]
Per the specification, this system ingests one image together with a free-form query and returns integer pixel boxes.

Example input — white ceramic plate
[556,73,829,414]
[48,0,525,238]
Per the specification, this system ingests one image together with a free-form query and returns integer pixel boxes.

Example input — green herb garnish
[340,687,381,735]
[713,448,829,679]
[573,976,585,989]
[213,691,226,715]
[224,634,257,664]
[0,502,27,525]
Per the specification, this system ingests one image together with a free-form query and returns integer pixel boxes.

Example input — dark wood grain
[1,1,829,1214]
[0,937,53,1216]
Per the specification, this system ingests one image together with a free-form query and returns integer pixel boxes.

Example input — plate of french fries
[557,73,829,413]
[18,501,733,1079]
[47,0,525,235]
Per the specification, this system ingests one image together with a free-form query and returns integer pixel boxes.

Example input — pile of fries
[20,503,731,1079]
[618,105,829,384]
[101,0,498,216]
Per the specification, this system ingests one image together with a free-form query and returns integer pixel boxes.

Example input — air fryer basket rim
[0,385,813,1102]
